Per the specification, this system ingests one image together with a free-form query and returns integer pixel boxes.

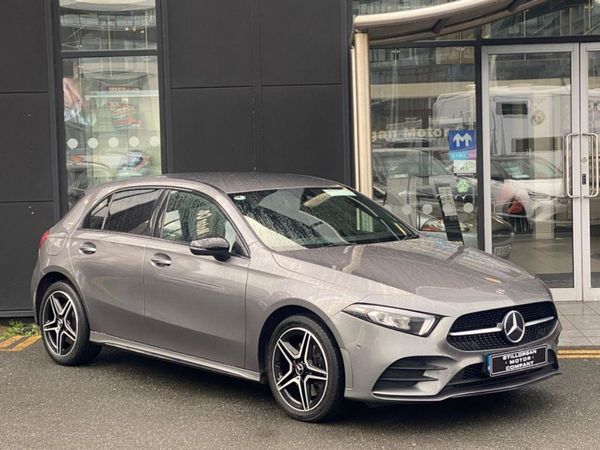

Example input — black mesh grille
[447,302,557,351]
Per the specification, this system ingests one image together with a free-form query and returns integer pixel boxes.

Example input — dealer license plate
[486,345,547,377]
[493,245,512,257]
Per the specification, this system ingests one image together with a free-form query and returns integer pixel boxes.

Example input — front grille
[492,229,513,242]
[447,302,557,351]
[372,357,445,392]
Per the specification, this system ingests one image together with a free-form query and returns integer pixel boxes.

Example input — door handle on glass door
[562,133,577,198]
[151,253,172,267]
[582,132,600,198]
[79,242,97,255]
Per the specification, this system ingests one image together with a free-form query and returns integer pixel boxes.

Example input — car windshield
[495,157,561,180]
[229,187,417,251]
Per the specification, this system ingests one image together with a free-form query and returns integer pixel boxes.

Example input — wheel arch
[35,269,86,324]
[256,302,347,382]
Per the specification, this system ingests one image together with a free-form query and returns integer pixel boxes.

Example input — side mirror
[189,237,231,261]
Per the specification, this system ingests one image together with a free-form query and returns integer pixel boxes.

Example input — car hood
[273,237,548,312]
[508,178,564,197]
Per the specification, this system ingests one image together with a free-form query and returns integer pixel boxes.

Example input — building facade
[1,0,599,315]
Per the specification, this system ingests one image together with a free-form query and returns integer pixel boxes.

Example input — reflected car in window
[491,155,569,229]
[32,173,560,422]
[66,161,113,209]
[372,148,513,257]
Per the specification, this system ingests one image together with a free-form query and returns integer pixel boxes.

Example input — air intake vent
[372,357,446,391]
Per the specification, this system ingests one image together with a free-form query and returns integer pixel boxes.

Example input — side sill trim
[90,332,261,383]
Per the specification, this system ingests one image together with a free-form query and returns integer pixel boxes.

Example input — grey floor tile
[567,315,600,330]
[560,329,585,338]
[579,329,600,338]
[585,302,600,314]
[555,302,595,315]
[587,337,600,345]
[558,337,592,347]
[558,317,576,330]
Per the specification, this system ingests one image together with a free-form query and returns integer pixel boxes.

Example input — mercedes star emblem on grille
[502,310,526,344]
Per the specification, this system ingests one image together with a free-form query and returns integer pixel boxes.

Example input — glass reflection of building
[355,0,600,291]
[60,1,161,208]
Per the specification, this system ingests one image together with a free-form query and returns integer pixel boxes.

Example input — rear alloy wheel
[42,290,78,357]
[41,281,101,365]
[267,315,344,422]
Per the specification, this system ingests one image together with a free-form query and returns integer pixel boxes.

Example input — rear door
[69,188,163,342]
[143,189,249,367]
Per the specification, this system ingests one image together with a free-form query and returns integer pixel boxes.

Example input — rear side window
[83,197,110,230]
[103,189,162,235]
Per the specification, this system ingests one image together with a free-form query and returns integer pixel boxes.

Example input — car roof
[163,172,342,194]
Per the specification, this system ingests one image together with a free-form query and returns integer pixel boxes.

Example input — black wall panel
[171,88,254,172]
[167,0,253,88]
[164,0,351,185]
[0,0,48,93]
[261,85,346,182]
[0,0,53,313]
[0,93,52,202]
[259,0,343,86]
[0,202,54,312]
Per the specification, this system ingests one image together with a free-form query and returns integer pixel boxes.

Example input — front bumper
[331,311,561,403]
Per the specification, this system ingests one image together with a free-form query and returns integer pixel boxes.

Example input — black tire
[39,281,101,366]
[266,314,344,422]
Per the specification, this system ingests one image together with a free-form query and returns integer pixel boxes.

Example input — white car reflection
[490,155,569,229]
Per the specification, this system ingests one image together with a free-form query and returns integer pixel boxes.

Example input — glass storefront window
[369,46,484,250]
[60,0,157,51]
[63,56,161,208]
[484,0,600,38]
[487,51,574,287]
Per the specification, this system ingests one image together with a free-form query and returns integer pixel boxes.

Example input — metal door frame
[482,43,583,301]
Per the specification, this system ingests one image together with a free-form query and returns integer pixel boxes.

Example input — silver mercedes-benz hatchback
[32,173,561,422]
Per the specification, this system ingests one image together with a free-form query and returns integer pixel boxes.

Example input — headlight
[343,304,439,336]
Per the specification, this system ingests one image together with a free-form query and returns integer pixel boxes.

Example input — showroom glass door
[582,44,600,301]
[483,44,587,301]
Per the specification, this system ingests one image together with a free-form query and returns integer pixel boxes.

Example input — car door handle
[79,242,97,255]
[151,253,172,268]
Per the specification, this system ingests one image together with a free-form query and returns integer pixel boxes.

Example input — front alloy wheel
[272,327,329,412]
[267,315,344,422]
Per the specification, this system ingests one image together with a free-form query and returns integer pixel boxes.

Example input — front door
[143,189,249,367]
[483,43,600,301]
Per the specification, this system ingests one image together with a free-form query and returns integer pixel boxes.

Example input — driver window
[160,190,241,254]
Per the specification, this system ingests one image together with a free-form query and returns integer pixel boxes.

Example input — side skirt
[90,332,261,382]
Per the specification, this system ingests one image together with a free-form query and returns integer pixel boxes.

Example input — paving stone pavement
[557,302,600,347]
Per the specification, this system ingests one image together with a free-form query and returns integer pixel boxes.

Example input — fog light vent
[372,357,446,391]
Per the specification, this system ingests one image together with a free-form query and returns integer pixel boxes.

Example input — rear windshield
[229,187,417,251]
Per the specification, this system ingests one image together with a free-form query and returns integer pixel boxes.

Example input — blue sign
[448,129,476,152]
